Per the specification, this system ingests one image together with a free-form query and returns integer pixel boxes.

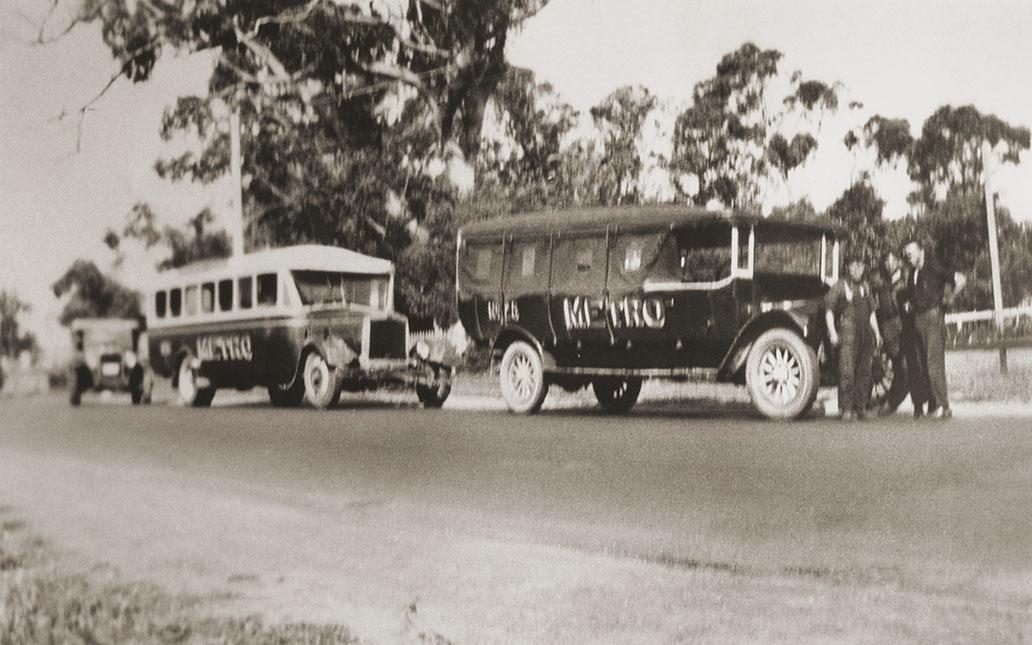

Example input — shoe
[841,411,856,421]
[930,407,952,420]
[913,404,925,419]
[860,408,878,420]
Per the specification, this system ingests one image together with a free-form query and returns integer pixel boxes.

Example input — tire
[869,349,908,413]
[268,378,305,408]
[302,352,341,409]
[177,355,215,407]
[592,377,643,414]
[745,328,819,420]
[499,341,548,414]
[416,365,452,409]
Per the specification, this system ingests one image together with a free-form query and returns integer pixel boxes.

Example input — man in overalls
[825,254,883,420]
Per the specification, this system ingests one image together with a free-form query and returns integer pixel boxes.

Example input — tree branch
[76,70,124,152]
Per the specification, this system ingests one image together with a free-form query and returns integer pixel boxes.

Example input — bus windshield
[291,271,390,310]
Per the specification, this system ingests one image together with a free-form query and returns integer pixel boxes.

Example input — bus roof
[459,204,846,240]
[152,244,394,286]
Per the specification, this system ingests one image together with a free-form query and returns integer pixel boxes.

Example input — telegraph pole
[229,105,245,258]
[981,140,1007,374]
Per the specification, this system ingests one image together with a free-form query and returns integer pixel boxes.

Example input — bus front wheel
[302,352,341,409]
[592,377,643,413]
[745,328,819,420]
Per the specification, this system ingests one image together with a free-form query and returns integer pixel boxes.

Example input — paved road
[1,394,1030,641]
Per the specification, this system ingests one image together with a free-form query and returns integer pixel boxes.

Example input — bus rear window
[238,276,253,309]
[155,291,167,318]
[257,273,277,306]
[169,288,182,317]
[218,279,233,311]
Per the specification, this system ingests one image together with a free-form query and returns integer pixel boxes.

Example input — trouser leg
[918,310,949,409]
[838,338,856,413]
[854,333,874,412]
[904,323,929,410]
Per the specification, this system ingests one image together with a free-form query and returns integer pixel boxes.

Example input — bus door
[608,229,679,365]
[549,231,611,349]
[459,237,506,341]
[502,235,552,342]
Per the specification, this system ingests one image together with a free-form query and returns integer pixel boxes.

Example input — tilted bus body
[147,245,452,408]
[457,205,848,419]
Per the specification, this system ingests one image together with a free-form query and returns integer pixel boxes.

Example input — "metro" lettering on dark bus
[197,334,254,362]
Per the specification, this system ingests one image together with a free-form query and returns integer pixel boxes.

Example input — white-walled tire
[177,355,215,407]
[745,328,818,420]
[302,352,340,409]
[499,341,548,414]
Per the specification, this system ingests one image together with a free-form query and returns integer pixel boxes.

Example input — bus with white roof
[146,244,453,409]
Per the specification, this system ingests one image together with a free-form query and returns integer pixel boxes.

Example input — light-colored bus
[147,245,453,409]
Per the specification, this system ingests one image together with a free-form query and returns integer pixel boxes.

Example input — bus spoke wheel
[745,328,818,420]
[499,341,548,414]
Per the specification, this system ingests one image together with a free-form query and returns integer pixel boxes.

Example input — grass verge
[1,521,356,644]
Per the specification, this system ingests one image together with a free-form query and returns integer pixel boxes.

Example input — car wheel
[499,341,548,414]
[592,377,643,413]
[416,364,452,409]
[745,328,819,420]
[869,349,908,413]
[177,355,215,407]
[302,351,340,409]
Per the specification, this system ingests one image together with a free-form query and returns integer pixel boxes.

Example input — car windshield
[754,227,823,276]
[292,271,390,309]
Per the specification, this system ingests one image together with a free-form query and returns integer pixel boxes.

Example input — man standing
[902,239,965,419]
[826,254,883,420]
[876,250,925,415]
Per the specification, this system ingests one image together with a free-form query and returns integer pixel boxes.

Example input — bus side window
[218,279,233,312]
[185,285,199,316]
[155,291,167,318]
[257,273,277,307]
[169,288,182,317]
[201,282,215,313]
[238,276,253,309]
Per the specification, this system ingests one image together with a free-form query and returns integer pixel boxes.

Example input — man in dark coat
[902,239,965,419]
[825,254,883,420]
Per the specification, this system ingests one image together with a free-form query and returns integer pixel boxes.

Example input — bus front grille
[368,319,406,359]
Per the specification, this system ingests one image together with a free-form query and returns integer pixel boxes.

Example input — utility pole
[981,140,1007,374]
[229,105,245,258]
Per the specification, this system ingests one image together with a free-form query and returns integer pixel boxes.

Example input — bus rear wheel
[499,341,548,414]
[592,377,643,413]
[177,356,215,407]
[268,379,305,407]
[302,352,341,409]
[745,328,818,420]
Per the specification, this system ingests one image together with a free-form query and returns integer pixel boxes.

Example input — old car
[146,245,454,409]
[69,317,153,405]
[457,205,847,419]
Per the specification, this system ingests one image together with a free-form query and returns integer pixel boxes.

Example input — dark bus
[457,205,846,419]
[147,245,453,409]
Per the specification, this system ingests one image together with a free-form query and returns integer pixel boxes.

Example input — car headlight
[414,340,430,361]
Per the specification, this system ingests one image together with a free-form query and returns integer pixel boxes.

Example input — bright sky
[2,0,1032,362]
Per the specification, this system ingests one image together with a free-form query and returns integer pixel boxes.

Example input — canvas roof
[459,204,846,240]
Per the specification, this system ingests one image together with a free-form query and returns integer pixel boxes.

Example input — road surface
[1,393,1030,642]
